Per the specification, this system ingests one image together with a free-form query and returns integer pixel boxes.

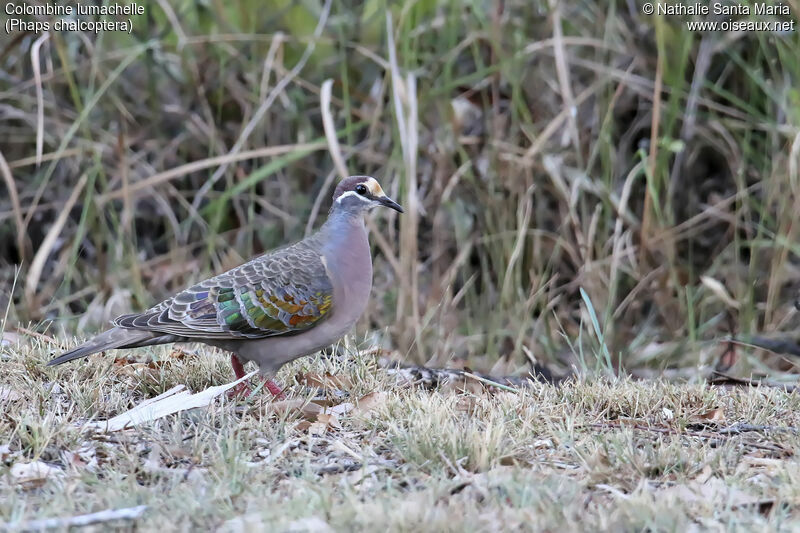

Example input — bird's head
[331,176,404,215]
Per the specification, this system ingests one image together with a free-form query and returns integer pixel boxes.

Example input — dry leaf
[61,448,99,472]
[112,358,154,378]
[112,350,189,372]
[302,397,342,408]
[164,444,190,460]
[0,443,13,461]
[299,411,342,435]
[353,391,387,416]
[10,461,62,488]
[328,402,354,416]
[658,477,757,507]
[299,373,353,391]
[0,385,22,402]
[695,464,713,484]
[65,453,86,470]
[295,420,313,432]
[0,331,22,347]
[316,412,341,429]
[499,455,519,466]
[308,421,328,436]
[269,399,324,420]
[700,276,740,310]
[441,377,484,396]
[692,408,725,424]
[455,395,480,413]
[167,347,195,360]
[451,96,483,134]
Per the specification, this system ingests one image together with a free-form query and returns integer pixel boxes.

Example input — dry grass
[2,337,800,531]
[1,1,799,378]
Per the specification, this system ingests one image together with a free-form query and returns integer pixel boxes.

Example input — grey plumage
[48,176,403,382]
[48,329,176,366]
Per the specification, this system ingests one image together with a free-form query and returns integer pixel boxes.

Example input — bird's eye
[355,184,368,195]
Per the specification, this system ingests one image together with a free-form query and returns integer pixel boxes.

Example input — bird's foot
[227,382,252,399]
[263,378,285,399]
[226,378,285,400]
[228,355,284,400]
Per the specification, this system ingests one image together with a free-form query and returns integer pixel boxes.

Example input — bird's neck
[319,209,373,305]
[320,208,369,254]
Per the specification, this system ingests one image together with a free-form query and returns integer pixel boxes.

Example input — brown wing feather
[114,237,334,340]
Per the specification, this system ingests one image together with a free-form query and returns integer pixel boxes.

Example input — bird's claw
[227,382,252,399]
[226,379,284,400]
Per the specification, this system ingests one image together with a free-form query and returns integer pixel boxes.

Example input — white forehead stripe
[335,190,373,203]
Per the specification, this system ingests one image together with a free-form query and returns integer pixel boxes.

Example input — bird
[48,176,404,398]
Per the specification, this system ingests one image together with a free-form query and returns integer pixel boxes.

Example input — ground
[2,338,800,532]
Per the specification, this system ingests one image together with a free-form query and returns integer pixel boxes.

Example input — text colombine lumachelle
[5,2,145,16]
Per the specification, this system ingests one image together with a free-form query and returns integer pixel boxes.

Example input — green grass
[3,338,800,530]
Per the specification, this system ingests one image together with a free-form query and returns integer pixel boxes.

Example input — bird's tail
[47,327,156,366]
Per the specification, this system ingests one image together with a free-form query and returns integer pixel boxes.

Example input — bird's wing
[113,241,334,339]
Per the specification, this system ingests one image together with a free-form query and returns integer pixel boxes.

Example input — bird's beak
[377,195,404,213]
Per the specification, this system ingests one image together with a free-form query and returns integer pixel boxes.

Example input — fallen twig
[462,371,519,393]
[717,424,800,435]
[312,460,363,476]
[12,325,65,349]
[4,505,148,530]
[710,372,800,393]
[378,358,560,390]
[589,421,792,456]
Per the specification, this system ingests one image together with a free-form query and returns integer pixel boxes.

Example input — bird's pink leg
[228,354,251,398]
[227,354,284,399]
[231,354,248,379]
[262,378,285,399]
